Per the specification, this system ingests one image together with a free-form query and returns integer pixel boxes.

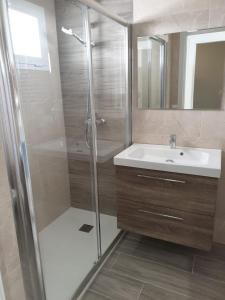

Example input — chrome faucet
[169,134,176,149]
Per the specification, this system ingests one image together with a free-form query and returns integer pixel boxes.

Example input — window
[8,0,49,71]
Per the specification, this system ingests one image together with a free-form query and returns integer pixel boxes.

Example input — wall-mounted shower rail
[76,0,130,27]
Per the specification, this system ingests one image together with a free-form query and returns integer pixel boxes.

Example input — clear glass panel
[90,10,129,253]
[7,0,98,299]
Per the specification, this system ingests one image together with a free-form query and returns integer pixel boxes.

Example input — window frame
[8,0,49,71]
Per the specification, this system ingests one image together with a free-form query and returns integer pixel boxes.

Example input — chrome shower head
[61,27,73,36]
[61,26,85,45]
[61,26,95,47]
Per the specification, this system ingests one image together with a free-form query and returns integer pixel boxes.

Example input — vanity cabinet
[116,166,218,250]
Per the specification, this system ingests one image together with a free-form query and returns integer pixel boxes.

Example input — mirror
[138,28,225,110]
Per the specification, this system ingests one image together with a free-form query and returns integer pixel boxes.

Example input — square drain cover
[79,224,94,233]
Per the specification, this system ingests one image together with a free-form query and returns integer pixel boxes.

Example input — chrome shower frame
[0,1,46,299]
[0,0,132,299]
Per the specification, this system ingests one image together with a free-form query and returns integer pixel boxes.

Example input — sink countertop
[114,143,221,178]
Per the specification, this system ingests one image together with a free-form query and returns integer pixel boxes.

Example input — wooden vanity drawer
[118,200,214,250]
[116,166,218,216]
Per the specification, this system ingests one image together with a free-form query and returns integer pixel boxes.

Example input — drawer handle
[138,209,184,221]
[137,174,186,184]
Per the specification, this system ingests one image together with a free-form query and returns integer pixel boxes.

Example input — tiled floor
[82,233,225,300]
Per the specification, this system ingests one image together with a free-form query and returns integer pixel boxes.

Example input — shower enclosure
[0,0,131,299]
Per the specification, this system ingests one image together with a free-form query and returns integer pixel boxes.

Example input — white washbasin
[114,144,221,178]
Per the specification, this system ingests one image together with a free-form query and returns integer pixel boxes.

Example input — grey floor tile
[210,243,225,261]
[83,234,225,300]
[139,283,193,300]
[196,243,225,262]
[117,235,194,271]
[82,290,112,300]
[103,251,120,270]
[124,233,197,258]
[89,268,143,300]
[111,253,225,300]
[193,255,225,282]
[125,233,192,254]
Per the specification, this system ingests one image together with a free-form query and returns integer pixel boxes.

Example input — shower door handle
[85,118,92,148]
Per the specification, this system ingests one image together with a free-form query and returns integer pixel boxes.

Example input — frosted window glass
[9,9,42,58]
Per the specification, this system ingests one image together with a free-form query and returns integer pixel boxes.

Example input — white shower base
[39,207,120,300]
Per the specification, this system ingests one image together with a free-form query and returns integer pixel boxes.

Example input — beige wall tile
[133,0,184,23]
[209,7,225,27]
[172,10,209,31]
[209,0,225,10]
[182,0,210,12]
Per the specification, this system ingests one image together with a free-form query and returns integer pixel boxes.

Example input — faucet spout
[169,134,176,149]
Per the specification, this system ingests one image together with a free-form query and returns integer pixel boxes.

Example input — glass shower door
[5,0,99,299]
[90,9,130,254]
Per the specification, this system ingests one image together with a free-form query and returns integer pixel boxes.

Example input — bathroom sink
[114,144,221,178]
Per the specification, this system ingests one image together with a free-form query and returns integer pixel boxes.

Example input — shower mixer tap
[85,114,106,126]
[85,114,106,148]
[95,113,106,126]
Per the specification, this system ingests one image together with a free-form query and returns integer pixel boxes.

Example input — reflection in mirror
[138,28,225,110]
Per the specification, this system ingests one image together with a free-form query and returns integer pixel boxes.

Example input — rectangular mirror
[138,27,225,110]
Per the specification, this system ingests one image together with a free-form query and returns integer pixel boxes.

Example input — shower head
[61,27,73,36]
[61,26,95,47]
[61,26,85,46]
